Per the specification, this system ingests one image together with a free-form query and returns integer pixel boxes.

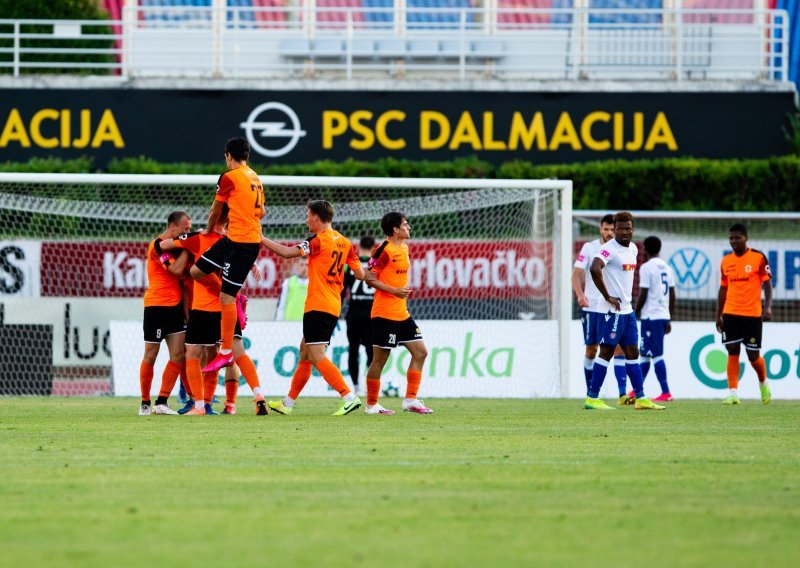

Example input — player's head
[166,210,191,236]
[644,236,661,257]
[613,211,634,246]
[293,256,309,278]
[599,214,615,243]
[306,200,334,230]
[359,234,376,255]
[729,223,748,253]
[381,212,410,239]
[224,137,250,164]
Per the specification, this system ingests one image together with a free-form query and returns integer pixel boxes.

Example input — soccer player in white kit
[586,212,665,411]
[571,214,629,399]
[634,236,676,402]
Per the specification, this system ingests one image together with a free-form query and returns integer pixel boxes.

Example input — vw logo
[668,247,711,291]
[239,102,307,158]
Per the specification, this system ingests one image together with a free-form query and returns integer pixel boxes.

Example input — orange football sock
[203,372,218,404]
[186,358,204,404]
[220,303,237,351]
[225,379,238,405]
[139,361,154,402]
[288,361,313,400]
[406,369,422,399]
[235,355,261,391]
[366,377,381,406]
[179,365,193,399]
[158,360,182,398]
[316,358,350,397]
[727,355,740,389]
[751,357,767,383]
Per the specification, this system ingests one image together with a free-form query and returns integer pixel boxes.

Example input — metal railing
[0,6,789,81]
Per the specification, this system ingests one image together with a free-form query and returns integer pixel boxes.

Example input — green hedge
[2,155,798,211]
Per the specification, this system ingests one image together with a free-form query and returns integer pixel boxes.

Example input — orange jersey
[297,229,361,317]
[143,239,183,308]
[370,240,411,321]
[173,231,224,311]
[720,248,771,317]
[215,165,264,244]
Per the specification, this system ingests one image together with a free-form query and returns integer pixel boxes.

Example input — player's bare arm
[763,279,773,322]
[635,287,649,318]
[203,200,225,235]
[716,285,728,332]
[364,271,410,299]
[165,249,188,276]
[590,257,620,311]
[260,236,304,259]
[667,286,676,333]
[571,267,589,308]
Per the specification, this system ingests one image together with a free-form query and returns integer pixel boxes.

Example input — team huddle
[572,213,773,409]
[138,137,431,416]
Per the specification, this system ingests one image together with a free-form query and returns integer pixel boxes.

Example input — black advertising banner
[0,90,793,166]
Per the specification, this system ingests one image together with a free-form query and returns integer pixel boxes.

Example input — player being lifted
[193,137,264,375]
[571,213,630,403]
[160,223,266,415]
[363,212,432,415]
[634,236,676,402]
[716,223,772,405]
[139,211,191,416]
[263,200,366,416]
[585,212,664,411]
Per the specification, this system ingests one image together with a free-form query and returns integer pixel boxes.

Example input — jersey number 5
[661,272,668,295]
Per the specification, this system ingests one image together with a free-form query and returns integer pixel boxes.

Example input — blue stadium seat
[589,0,663,25]
[363,0,394,26]
[407,0,474,30]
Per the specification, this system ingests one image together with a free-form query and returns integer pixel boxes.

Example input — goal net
[0,173,572,398]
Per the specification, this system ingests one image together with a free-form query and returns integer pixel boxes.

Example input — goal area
[0,173,573,398]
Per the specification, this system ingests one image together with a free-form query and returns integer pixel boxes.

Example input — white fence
[0,5,789,80]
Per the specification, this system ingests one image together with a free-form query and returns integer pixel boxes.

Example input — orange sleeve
[371,248,390,275]
[760,255,772,282]
[720,260,728,287]
[345,245,361,273]
[215,172,235,202]
[173,232,202,257]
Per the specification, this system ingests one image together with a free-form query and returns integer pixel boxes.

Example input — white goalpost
[0,173,572,398]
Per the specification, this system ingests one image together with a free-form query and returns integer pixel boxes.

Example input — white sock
[583,357,594,370]
[730,388,738,397]
[220,348,232,355]
[195,400,204,410]
[252,386,262,397]
[343,392,356,402]
[283,396,295,407]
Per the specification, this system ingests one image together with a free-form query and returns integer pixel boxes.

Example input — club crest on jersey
[745,265,752,273]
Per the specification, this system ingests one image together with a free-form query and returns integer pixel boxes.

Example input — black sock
[155,396,168,406]
[141,400,151,406]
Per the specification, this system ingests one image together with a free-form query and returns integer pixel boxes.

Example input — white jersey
[594,239,638,315]
[638,257,675,320]
[574,238,603,312]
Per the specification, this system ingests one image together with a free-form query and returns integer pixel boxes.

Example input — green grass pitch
[1,397,798,567]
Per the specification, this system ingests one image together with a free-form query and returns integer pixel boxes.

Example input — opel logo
[669,247,711,291]
[239,102,307,158]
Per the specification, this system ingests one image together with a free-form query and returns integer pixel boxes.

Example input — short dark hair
[644,236,662,255]
[360,234,376,249]
[167,210,189,226]
[307,200,334,223]
[225,137,250,161]
[380,212,406,237]
[600,214,615,226]
[614,211,634,226]
[729,223,748,236]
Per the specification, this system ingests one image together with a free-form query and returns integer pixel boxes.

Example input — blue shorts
[640,319,669,357]
[580,310,602,345]
[599,311,638,348]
